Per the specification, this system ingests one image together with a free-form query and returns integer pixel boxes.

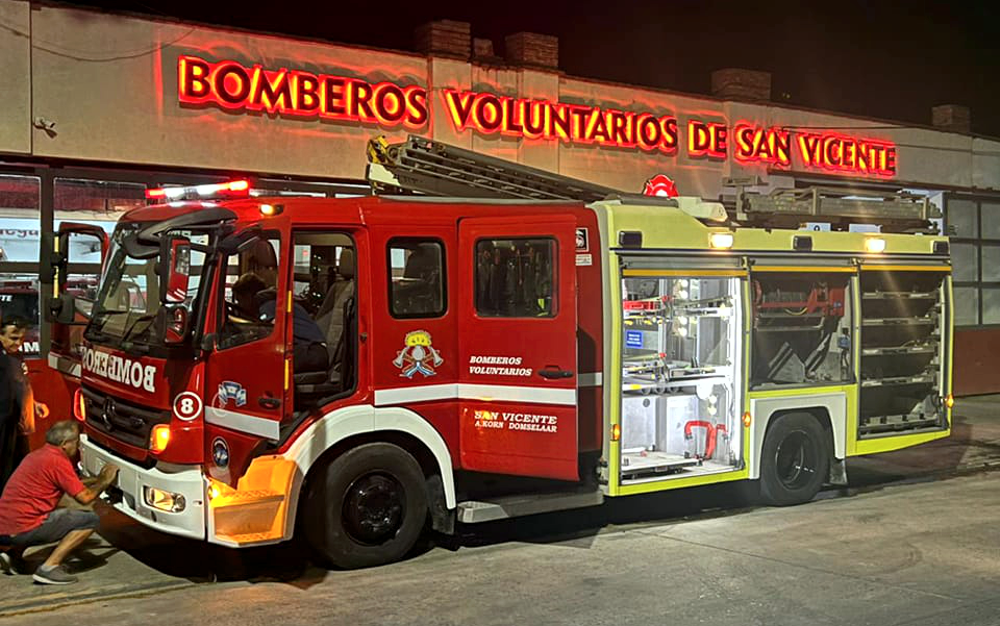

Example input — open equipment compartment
[858,269,949,436]
[619,274,742,484]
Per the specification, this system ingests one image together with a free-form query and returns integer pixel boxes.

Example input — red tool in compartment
[752,281,846,317]
[683,420,729,461]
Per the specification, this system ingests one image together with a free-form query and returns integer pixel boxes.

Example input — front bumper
[80,435,207,540]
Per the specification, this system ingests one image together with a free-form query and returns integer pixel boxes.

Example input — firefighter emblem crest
[393,330,444,378]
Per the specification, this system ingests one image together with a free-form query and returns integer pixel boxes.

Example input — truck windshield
[87,224,211,349]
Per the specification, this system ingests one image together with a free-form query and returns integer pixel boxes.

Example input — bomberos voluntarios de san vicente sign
[177,55,897,177]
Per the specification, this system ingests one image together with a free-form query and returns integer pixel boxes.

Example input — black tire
[303,443,428,569]
[759,412,830,506]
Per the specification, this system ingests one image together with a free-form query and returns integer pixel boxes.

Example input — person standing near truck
[0,316,49,491]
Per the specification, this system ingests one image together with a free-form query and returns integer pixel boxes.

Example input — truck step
[457,489,604,524]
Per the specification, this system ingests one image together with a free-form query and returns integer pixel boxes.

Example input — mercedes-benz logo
[101,397,115,430]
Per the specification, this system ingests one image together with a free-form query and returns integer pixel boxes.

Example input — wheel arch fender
[748,392,847,479]
[280,404,456,542]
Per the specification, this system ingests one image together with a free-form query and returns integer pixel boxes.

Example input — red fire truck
[65,137,953,569]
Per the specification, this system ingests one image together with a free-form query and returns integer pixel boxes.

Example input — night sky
[62,0,1000,137]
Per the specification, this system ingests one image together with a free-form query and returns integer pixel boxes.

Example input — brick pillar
[414,20,471,59]
[711,68,771,101]
[932,104,971,134]
[504,32,558,70]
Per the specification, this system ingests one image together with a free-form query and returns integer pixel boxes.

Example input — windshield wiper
[91,309,128,323]
[119,311,158,346]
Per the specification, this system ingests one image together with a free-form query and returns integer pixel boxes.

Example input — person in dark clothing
[0,317,47,492]
[232,273,329,373]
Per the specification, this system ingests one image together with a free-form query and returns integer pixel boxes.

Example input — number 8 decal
[173,391,203,421]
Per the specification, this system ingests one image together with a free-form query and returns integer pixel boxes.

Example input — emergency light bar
[146,180,251,201]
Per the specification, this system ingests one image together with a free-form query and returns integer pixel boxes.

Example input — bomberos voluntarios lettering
[468,355,533,377]
[175,55,897,175]
[82,348,157,393]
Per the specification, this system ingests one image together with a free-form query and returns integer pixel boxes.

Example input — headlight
[143,486,186,513]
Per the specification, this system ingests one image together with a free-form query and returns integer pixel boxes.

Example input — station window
[53,178,145,358]
[475,238,555,318]
[0,175,41,355]
[947,196,1000,326]
[389,239,445,318]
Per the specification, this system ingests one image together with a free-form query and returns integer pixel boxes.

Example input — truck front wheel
[759,412,830,506]
[304,442,428,569]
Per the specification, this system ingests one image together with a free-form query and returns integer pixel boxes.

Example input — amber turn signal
[150,424,171,453]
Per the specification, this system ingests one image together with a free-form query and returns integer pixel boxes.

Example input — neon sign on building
[175,55,898,177]
[178,56,429,128]
[442,90,678,153]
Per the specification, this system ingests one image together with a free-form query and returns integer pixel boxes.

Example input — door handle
[258,397,281,410]
[538,366,574,380]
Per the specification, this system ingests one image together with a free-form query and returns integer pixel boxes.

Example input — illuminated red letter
[178,56,211,103]
[443,90,475,130]
[404,87,429,128]
[293,72,321,114]
[212,62,252,108]
[659,117,678,153]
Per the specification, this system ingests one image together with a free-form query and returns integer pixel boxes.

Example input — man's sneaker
[0,551,24,575]
[32,565,78,585]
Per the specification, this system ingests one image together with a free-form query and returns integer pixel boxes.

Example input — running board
[457,489,604,523]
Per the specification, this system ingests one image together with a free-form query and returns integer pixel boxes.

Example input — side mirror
[162,304,189,345]
[49,294,77,325]
[160,237,192,305]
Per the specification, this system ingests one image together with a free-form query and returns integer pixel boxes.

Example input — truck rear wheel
[759,412,829,506]
[304,442,428,569]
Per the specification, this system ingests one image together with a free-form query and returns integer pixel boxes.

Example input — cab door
[457,215,579,481]
[203,234,288,485]
[48,222,110,377]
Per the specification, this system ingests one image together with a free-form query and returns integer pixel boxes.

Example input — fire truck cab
[72,139,953,569]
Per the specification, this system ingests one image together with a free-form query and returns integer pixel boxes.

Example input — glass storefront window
[948,196,1000,327]
[947,199,978,238]
[953,287,979,326]
[0,175,41,355]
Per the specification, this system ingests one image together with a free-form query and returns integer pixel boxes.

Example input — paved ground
[0,397,998,625]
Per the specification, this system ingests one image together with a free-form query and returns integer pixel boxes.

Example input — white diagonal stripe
[374,383,577,407]
[205,406,280,440]
[48,352,82,377]
[458,384,576,405]
[373,384,457,406]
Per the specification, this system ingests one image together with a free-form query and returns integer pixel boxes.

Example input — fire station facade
[0,0,998,394]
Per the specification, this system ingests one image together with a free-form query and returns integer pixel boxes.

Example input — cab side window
[475,238,556,317]
[217,236,280,350]
[389,239,445,318]
[292,231,355,384]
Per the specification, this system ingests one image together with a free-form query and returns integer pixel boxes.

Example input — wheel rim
[774,430,818,490]
[343,472,406,546]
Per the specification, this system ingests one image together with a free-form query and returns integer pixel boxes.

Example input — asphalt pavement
[0,396,998,623]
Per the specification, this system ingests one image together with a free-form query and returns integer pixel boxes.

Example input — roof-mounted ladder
[724,178,942,234]
[366,135,618,202]
[366,136,942,234]
[366,135,729,222]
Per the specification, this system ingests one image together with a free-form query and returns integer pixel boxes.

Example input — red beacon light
[145,179,252,201]
[642,174,679,198]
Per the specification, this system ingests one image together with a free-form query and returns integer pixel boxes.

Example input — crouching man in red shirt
[0,420,118,585]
